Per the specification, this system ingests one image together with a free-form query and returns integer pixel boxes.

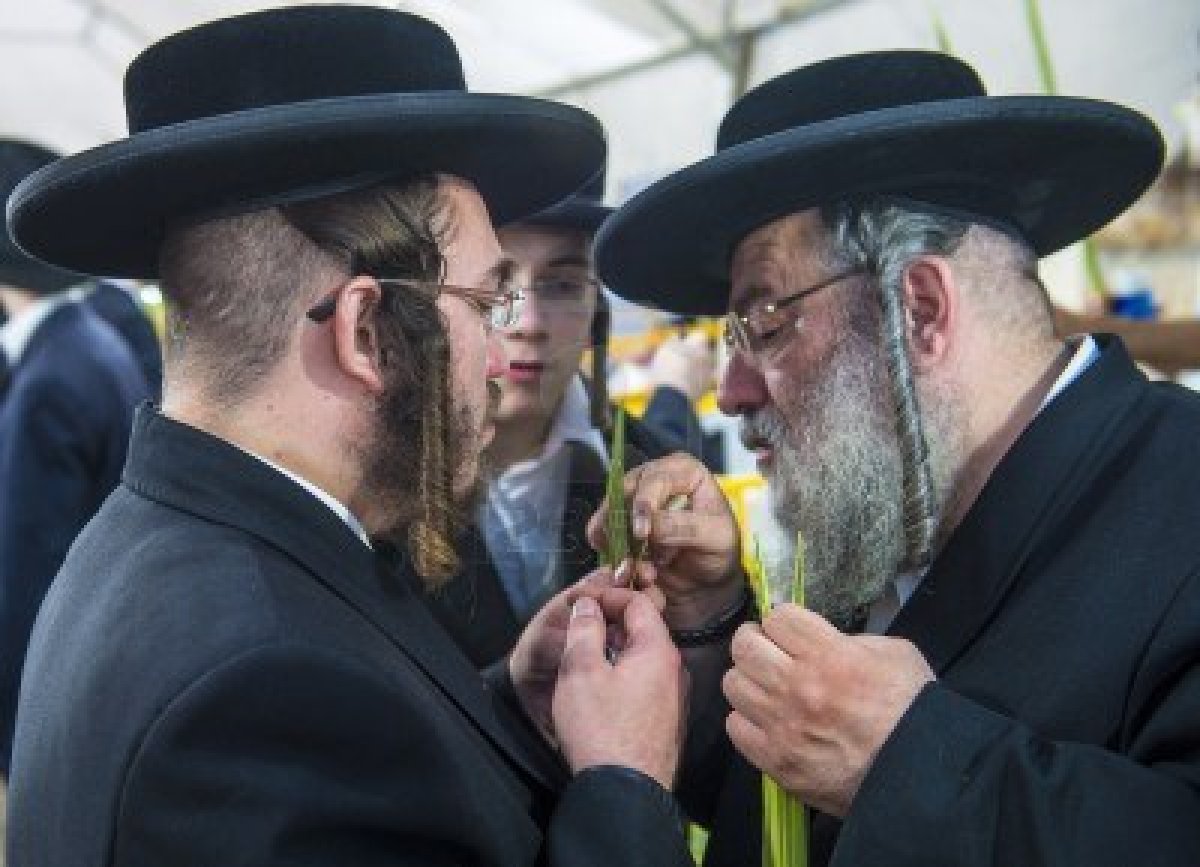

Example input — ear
[900,256,957,373]
[330,275,387,395]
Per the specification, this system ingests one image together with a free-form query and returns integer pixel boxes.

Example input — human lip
[506,360,545,383]
[741,433,774,470]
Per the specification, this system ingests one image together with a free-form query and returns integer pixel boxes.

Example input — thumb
[620,593,672,653]
[560,595,607,675]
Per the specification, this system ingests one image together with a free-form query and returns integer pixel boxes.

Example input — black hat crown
[718,51,985,151]
[7,4,605,279]
[594,49,1163,316]
[125,6,465,135]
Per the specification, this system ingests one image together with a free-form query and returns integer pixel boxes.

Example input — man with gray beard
[590,51,1200,865]
[746,319,907,632]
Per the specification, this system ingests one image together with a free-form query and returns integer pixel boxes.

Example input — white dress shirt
[481,376,607,618]
[238,447,372,550]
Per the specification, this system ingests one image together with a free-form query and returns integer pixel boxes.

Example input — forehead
[731,208,828,272]
[497,223,592,270]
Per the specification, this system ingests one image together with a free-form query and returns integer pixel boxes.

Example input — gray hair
[817,198,1041,567]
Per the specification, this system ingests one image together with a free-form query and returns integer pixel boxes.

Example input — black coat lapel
[366,549,563,791]
[123,407,559,791]
[426,528,525,667]
[889,336,1149,673]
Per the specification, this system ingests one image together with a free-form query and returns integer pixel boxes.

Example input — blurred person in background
[84,278,163,396]
[0,138,150,778]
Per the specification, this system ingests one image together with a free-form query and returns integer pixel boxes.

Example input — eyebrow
[542,253,593,270]
[482,257,517,289]
[730,283,776,314]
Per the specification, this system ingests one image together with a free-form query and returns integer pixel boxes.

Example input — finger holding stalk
[587,451,746,631]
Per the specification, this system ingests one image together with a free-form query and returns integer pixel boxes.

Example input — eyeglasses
[723,268,865,359]
[525,272,600,301]
[501,271,601,322]
[306,277,525,332]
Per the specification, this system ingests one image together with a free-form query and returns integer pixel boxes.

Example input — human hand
[723,604,934,816]
[552,592,687,789]
[648,331,716,402]
[587,452,742,630]
[509,571,664,742]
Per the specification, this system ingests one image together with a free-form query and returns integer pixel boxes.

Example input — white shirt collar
[0,293,72,365]
[502,376,606,481]
[238,446,372,550]
[1040,335,1100,410]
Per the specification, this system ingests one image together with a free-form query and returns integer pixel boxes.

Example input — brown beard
[361,291,474,588]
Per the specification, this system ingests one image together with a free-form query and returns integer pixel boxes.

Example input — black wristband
[669,584,756,648]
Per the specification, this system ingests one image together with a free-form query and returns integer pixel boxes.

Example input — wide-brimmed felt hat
[7,5,605,279]
[514,168,612,234]
[594,50,1164,316]
[0,140,84,294]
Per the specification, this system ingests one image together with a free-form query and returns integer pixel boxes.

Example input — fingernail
[633,512,650,538]
[572,597,599,619]
[613,560,630,586]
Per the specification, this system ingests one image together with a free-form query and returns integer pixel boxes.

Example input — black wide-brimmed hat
[595,50,1164,315]
[1,140,83,294]
[514,168,612,233]
[7,5,605,279]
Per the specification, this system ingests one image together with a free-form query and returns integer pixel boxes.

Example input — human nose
[485,330,506,378]
[717,349,769,417]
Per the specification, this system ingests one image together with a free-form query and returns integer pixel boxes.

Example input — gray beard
[744,332,906,631]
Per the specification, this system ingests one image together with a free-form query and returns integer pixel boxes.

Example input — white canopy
[2,0,1195,201]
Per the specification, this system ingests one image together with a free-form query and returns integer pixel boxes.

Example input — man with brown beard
[5,7,694,866]
[591,52,1200,864]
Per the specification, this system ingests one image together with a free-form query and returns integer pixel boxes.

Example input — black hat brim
[517,199,612,234]
[9,92,605,279]
[595,95,1163,316]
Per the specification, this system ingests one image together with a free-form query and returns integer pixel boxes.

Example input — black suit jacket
[427,414,676,668]
[7,407,693,866]
[701,336,1200,866]
[0,302,149,774]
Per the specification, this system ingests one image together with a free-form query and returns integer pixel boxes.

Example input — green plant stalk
[1082,238,1108,296]
[604,406,628,568]
[1023,0,1108,297]
[1023,0,1058,95]
[926,1,954,54]
[747,535,808,867]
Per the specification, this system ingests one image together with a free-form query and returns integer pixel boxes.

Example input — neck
[937,336,1070,544]
[162,376,384,535]
[487,407,559,473]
